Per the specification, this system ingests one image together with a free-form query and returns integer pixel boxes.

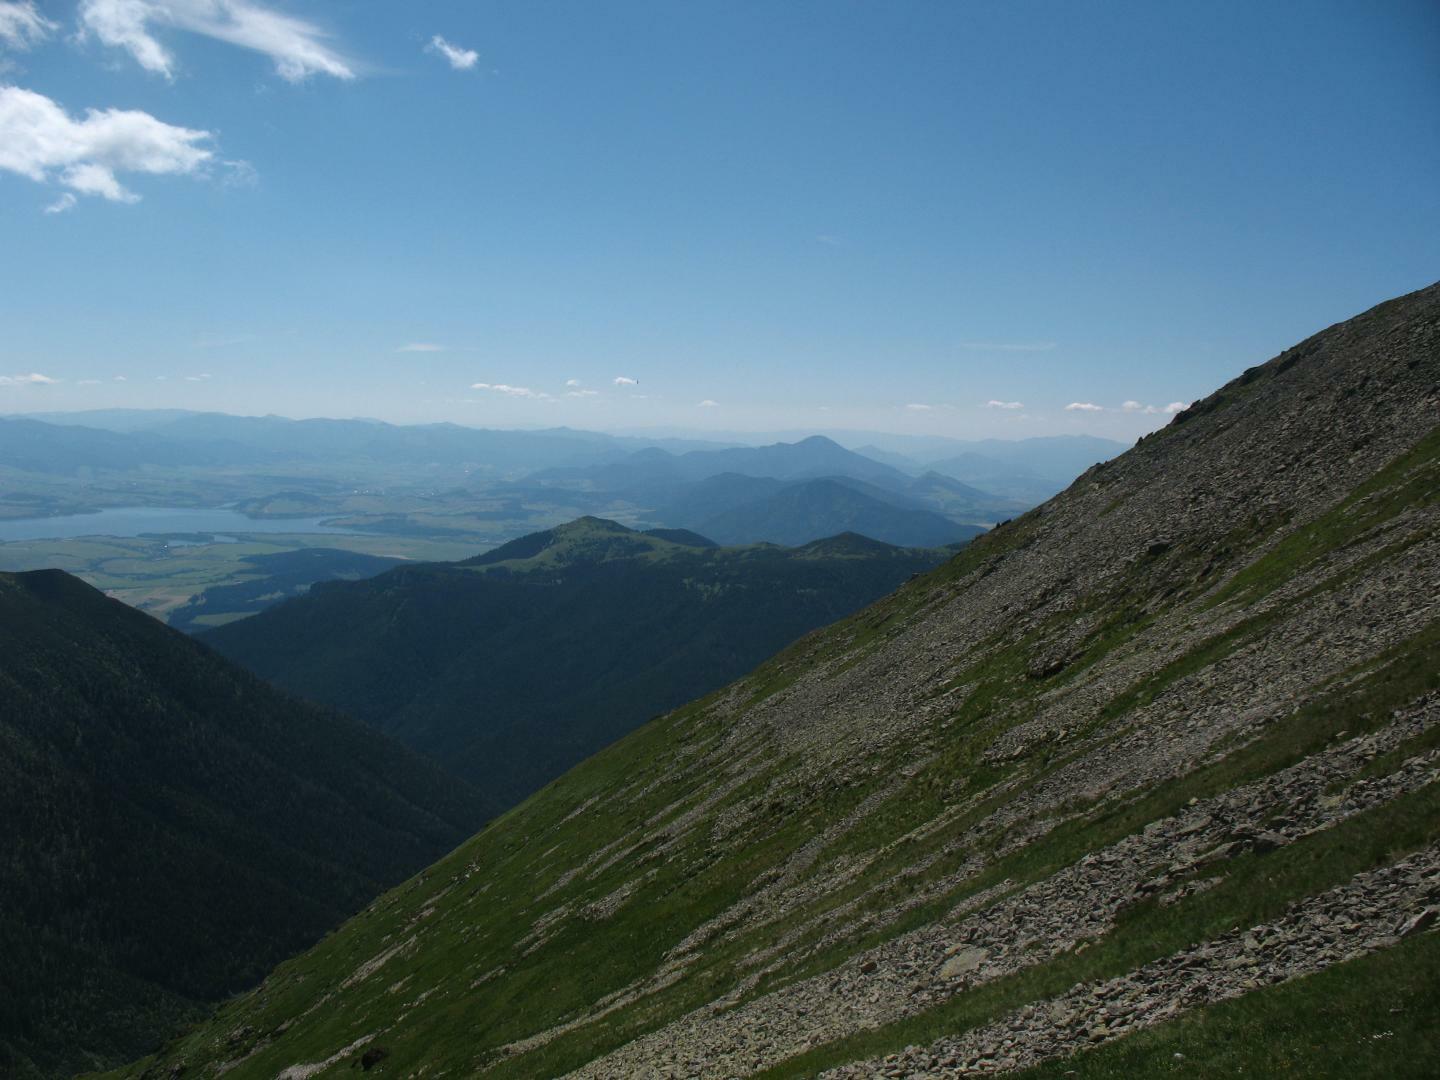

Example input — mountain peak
[552,515,634,535]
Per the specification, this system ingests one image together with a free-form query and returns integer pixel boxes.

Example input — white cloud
[905,403,933,411]
[1164,401,1190,414]
[0,1,55,50]
[1065,402,1104,412]
[426,34,477,71]
[183,372,212,381]
[958,341,1057,352]
[565,389,598,398]
[79,0,355,82]
[221,157,257,188]
[986,399,1024,410]
[44,192,76,214]
[1123,400,1187,415]
[64,160,140,201]
[113,374,127,381]
[613,376,638,386]
[697,399,719,408]
[564,378,583,387]
[470,381,549,400]
[398,342,445,353]
[0,86,213,204]
[0,371,56,385]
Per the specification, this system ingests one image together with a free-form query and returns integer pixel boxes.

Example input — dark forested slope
[203,520,949,807]
[0,571,486,1079]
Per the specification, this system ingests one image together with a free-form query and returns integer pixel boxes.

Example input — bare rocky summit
[111,282,1440,1078]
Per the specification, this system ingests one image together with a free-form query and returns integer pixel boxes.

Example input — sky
[1,1,1437,441]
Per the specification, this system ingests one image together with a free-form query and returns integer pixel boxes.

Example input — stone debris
[566,700,1439,1078]
[824,845,1440,1077]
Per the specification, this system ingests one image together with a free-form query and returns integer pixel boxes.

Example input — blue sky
[1,1,1436,439]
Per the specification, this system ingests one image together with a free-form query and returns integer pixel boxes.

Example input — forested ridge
[0,570,487,1078]
[205,520,950,807]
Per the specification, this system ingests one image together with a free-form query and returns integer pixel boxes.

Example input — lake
[0,506,361,543]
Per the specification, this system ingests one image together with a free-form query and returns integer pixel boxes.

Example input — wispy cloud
[958,341,1057,352]
[471,381,550,400]
[426,34,478,71]
[44,192,76,214]
[904,403,933,411]
[1123,399,1191,416]
[697,399,719,408]
[0,1,55,50]
[0,371,56,385]
[112,374,127,381]
[398,342,446,353]
[0,86,213,205]
[815,234,843,247]
[183,372,212,381]
[613,376,638,386]
[563,378,596,397]
[77,378,101,385]
[1065,402,1104,412]
[221,158,257,188]
[986,399,1024,410]
[79,0,355,82]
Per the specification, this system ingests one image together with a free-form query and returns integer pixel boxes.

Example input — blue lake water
[0,507,360,543]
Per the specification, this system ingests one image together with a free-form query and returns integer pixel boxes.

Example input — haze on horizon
[1,1,1436,442]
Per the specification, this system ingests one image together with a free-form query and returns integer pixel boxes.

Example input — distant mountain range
[598,427,1129,494]
[680,477,986,548]
[0,570,486,1078]
[202,518,950,809]
[3,409,1124,503]
[0,416,275,474]
[0,411,1117,585]
[530,433,930,489]
[521,434,1028,543]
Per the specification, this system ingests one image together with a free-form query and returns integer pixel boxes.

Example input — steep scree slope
[110,282,1440,1078]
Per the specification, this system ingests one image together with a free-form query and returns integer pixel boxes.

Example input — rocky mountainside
[203,519,948,809]
[109,282,1440,1078]
[0,571,487,1080]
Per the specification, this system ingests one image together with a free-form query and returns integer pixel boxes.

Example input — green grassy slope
[101,282,1440,1078]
